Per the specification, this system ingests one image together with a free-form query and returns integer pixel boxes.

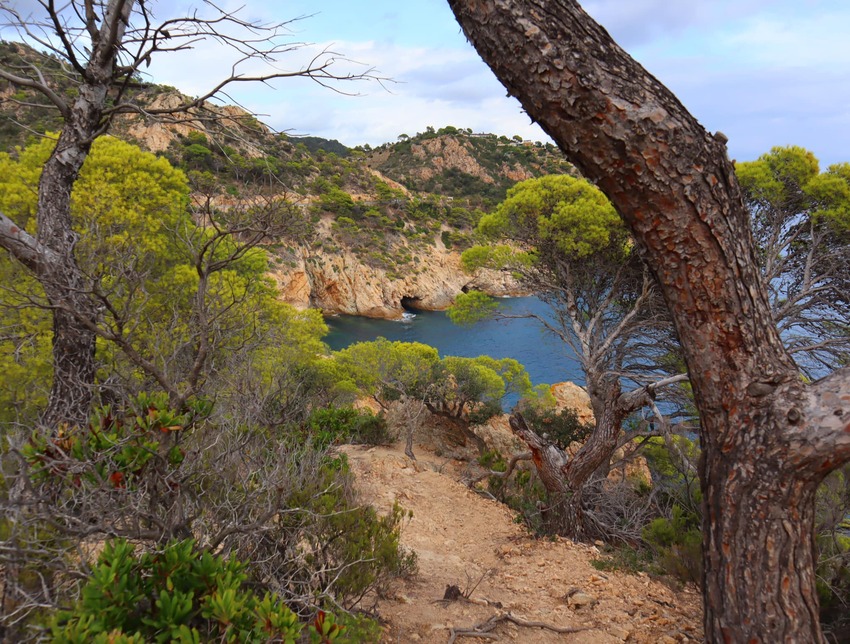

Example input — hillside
[0,41,575,318]
[366,126,574,209]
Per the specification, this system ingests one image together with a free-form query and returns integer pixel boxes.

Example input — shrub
[306,405,392,448]
[476,449,547,534]
[282,455,417,609]
[815,465,850,631]
[3,396,414,638]
[50,538,303,643]
[519,404,593,451]
[642,505,702,583]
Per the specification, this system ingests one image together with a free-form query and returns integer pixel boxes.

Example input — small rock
[609,626,631,641]
[658,636,677,644]
[594,540,605,547]
[410,634,421,641]
[569,592,596,608]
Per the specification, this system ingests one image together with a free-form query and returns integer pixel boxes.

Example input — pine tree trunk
[447,1,850,640]
[510,413,605,540]
[543,487,587,539]
[39,298,98,429]
[701,410,822,640]
[34,107,106,429]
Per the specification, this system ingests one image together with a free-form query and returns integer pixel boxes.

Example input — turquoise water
[324,297,583,408]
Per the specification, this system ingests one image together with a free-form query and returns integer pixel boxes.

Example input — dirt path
[342,442,703,643]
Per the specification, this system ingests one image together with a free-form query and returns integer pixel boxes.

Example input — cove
[324,296,583,408]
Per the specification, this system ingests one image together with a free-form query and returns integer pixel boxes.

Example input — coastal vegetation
[453,173,686,540]
[0,0,848,641]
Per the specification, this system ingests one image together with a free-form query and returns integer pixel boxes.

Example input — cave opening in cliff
[400,296,423,312]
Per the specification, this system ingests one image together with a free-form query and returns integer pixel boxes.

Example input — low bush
[642,505,702,583]
[306,405,392,448]
[477,449,547,533]
[2,395,414,640]
[519,405,593,450]
[51,538,304,643]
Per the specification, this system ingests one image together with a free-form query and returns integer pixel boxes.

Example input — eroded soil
[342,440,703,643]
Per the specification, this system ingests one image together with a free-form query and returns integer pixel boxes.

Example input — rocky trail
[342,438,703,643]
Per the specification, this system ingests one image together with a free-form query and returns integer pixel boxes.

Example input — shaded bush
[306,405,392,449]
[642,505,702,583]
[519,404,593,451]
[476,449,547,533]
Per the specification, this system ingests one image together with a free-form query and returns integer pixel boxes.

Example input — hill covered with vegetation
[1,41,569,235]
[1,40,576,317]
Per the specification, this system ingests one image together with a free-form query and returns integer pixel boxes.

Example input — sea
[323,296,583,409]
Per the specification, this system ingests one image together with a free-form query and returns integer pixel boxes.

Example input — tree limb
[465,451,532,486]
[447,611,590,643]
[0,209,62,275]
[788,367,850,471]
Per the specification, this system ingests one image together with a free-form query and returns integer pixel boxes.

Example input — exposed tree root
[447,612,590,643]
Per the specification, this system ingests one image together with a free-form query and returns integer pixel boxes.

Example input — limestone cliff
[271,242,523,319]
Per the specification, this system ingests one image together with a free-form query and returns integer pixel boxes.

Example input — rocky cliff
[271,241,524,319]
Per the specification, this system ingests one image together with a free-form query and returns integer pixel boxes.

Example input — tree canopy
[737,146,850,375]
[0,136,331,423]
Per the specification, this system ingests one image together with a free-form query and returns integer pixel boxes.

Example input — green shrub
[642,505,702,583]
[441,229,452,248]
[590,544,654,575]
[476,449,547,534]
[519,404,593,451]
[21,391,210,489]
[284,456,417,609]
[50,538,303,643]
[5,396,412,637]
[317,187,356,216]
[306,405,392,448]
[815,466,850,629]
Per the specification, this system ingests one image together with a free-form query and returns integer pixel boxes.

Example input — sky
[4,1,850,165]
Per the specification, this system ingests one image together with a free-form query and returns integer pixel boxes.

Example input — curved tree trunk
[510,377,641,540]
[448,1,850,641]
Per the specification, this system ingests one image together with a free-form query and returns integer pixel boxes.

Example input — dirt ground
[341,438,703,643]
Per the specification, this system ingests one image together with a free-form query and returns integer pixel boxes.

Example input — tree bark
[447,1,850,641]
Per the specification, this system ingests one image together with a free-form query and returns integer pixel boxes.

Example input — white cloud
[3,1,848,164]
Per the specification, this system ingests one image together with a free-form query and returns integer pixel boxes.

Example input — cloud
[4,1,848,164]
[581,0,778,47]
